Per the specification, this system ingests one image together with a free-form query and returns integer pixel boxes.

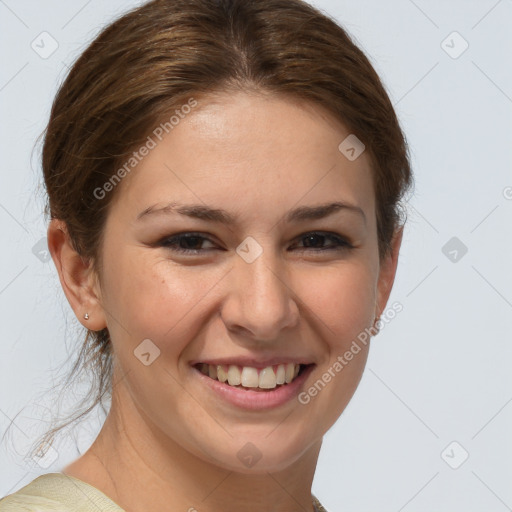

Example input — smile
[194,363,311,391]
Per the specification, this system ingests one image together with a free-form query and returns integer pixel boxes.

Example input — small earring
[84,313,90,320]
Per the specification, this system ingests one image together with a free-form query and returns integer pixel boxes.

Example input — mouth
[193,362,313,392]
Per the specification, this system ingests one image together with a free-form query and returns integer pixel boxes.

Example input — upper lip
[190,357,315,369]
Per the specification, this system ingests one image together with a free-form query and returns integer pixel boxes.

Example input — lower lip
[193,365,315,411]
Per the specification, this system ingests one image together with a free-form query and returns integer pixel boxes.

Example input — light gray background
[1,0,511,510]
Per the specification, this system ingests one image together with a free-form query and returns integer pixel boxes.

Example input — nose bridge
[242,245,285,299]
[223,238,299,339]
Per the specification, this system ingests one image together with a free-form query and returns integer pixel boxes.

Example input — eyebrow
[136,201,366,225]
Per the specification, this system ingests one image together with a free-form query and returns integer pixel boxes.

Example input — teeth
[241,367,259,387]
[217,365,228,383]
[285,363,295,383]
[276,364,286,385]
[259,367,277,389]
[227,365,241,386]
[199,363,304,390]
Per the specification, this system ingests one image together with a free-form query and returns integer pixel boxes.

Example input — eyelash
[158,231,354,255]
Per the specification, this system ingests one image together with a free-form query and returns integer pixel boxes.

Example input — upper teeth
[198,363,301,389]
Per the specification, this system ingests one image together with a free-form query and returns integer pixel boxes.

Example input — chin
[188,427,320,474]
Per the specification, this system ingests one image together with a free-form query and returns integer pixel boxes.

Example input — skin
[48,90,402,512]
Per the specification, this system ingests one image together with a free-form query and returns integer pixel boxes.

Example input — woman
[0,0,412,510]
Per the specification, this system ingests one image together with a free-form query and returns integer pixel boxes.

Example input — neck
[64,381,322,512]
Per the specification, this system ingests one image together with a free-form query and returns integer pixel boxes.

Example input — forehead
[109,91,375,225]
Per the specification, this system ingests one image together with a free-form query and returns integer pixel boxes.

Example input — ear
[47,219,107,331]
[375,226,404,321]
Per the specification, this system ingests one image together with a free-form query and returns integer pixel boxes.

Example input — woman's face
[92,91,399,472]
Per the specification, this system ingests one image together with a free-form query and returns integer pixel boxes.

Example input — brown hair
[28,0,412,458]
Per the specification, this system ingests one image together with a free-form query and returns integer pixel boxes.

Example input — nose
[220,245,300,343]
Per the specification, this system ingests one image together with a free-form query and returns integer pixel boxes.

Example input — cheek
[292,264,375,427]
[295,261,377,344]
[102,249,227,349]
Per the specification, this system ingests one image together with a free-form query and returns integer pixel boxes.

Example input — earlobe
[375,226,404,321]
[46,219,107,331]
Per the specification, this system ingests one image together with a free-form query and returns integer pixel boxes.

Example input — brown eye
[294,232,353,251]
[160,233,217,254]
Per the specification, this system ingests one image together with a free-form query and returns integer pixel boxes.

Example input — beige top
[0,473,124,512]
[0,473,327,511]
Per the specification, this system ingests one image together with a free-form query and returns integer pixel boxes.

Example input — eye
[159,232,217,254]
[292,232,354,252]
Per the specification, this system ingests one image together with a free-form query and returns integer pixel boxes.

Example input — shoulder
[0,473,69,511]
[0,473,124,512]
